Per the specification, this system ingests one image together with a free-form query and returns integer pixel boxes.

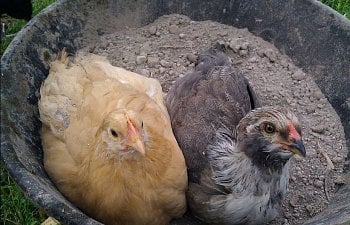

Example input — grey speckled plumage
[166,45,306,225]
[166,45,260,183]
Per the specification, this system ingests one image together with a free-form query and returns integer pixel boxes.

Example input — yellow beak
[125,116,146,156]
[282,139,306,157]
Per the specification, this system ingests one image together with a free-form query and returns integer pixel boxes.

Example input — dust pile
[82,14,347,225]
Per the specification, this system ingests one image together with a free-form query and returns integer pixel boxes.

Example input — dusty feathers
[166,45,306,225]
[39,50,187,225]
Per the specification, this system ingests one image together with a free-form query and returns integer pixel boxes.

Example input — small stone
[306,105,316,114]
[148,26,157,35]
[280,59,289,68]
[285,212,292,219]
[306,205,315,215]
[264,49,277,62]
[314,180,323,188]
[302,178,308,184]
[239,49,248,57]
[99,42,108,50]
[317,103,324,108]
[229,38,249,52]
[240,42,249,50]
[319,98,328,104]
[135,68,150,76]
[187,53,197,63]
[311,126,326,134]
[332,156,343,163]
[155,31,161,36]
[229,38,241,52]
[160,59,171,68]
[88,46,96,53]
[289,195,299,207]
[147,56,159,67]
[136,55,147,65]
[218,31,228,36]
[216,40,227,47]
[178,65,186,71]
[139,51,147,56]
[283,219,290,225]
[179,33,186,39]
[333,175,346,184]
[248,57,257,63]
[257,49,265,58]
[292,212,300,217]
[169,25,179,34]
[292,69,306,81]
[294,155,304,162]
[297,99,306,106]
[313,91,323,100]
[159,67,166,74]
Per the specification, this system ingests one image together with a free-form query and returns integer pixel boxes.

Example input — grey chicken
[166,45,306,225]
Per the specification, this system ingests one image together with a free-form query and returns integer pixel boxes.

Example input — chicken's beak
[130,139,146,156]
[285,139,306,157]
[284,122,306,157]
[125,117,146,156]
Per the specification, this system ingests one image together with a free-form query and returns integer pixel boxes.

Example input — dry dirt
[81,14,348,225]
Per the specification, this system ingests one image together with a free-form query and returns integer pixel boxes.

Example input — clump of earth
[82,14,347,225]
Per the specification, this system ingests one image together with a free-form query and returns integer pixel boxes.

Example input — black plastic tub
[1,0,349,224]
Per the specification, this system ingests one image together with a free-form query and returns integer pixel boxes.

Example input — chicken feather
[166,45,305,225]
[39,50,187,225]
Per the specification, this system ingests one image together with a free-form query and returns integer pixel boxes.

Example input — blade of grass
[1,163,47,225]
[320,0,350,18]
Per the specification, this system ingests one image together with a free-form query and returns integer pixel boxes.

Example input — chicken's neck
[239,133,290,174]
[207,128,290,223]
[207,128,290,199]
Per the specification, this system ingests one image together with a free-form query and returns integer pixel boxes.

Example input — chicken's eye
[264,123,275,134]
[110,129,118,138]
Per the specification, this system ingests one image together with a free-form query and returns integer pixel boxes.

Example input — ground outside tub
[1,0,349,224]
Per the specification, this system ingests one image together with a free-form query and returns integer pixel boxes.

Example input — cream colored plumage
[39,50,187,225]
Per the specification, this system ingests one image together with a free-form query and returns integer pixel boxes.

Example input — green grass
[321,0,350,18]
[1,163,47,225]
[1,0,56,55]
[1,19,27,56]
[32,0,56,15]
[0,0,348,224]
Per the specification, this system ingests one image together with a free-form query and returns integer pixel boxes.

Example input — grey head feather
[195,44,231,74]
[203,126,290,225]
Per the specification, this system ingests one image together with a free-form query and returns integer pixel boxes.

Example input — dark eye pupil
[110,129,118,137]
[265,124,275,133]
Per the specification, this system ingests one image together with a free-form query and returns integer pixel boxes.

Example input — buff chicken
[39,50,187,225]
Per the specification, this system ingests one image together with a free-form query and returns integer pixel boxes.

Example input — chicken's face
[237,107,306,170]
[96,110,147,160]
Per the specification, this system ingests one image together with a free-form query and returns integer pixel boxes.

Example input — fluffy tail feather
[195,43,230,74]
